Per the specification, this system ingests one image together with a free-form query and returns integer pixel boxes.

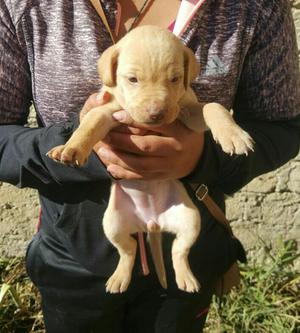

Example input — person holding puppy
[0,1,299,332]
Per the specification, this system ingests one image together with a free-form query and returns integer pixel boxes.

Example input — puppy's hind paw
[176,271,201,293]
[105,272,131,294]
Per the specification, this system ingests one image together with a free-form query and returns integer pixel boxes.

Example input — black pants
[27,236,214,333]
[40,274,213,333]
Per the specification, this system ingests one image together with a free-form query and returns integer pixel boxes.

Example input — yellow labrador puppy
[48,26,253,293]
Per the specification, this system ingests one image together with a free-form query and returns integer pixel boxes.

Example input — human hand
[95,111,205,180]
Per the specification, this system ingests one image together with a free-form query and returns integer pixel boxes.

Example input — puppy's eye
[171,77,180,83]
[128,77,138,83]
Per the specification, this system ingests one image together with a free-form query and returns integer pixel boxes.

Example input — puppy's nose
[148,103,165,122]
[149,111,164,121]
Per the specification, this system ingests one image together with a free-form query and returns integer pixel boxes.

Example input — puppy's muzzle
[128,98,178,125]
[145,100,174,124]
[147,103,165,122]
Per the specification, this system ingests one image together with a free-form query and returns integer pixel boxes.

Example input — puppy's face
[116,45,187,125]
[98,26,199,126]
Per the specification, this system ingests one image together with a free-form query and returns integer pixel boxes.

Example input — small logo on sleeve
[204,55,229,75]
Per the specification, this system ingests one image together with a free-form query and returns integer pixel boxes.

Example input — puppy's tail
[148,233,168,289]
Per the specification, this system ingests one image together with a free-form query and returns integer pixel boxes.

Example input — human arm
[184,115,300,194]
[0,107,111,190]
[0,0,110,189]
[0,0,116,189]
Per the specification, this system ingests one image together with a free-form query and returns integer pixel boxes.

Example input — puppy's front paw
[212,125,254,155]
[47,145,88,166]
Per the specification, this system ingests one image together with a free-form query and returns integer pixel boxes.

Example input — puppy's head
[97,26,199,126]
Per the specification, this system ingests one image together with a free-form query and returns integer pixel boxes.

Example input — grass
[0,258,43,333]
[204,240,300,333]
[0,240,299,333]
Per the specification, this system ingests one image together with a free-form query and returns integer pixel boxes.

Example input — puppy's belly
[113,179,191,233]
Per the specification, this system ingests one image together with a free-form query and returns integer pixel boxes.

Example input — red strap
[138,232,150,276]
[36,208,42,232]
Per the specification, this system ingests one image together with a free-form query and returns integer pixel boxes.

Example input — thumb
[112,110,136,125]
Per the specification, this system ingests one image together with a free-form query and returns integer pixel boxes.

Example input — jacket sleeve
[184,0,300,194]
[0,0,110,190]
[184,115,300,195]
[0,123,110,189]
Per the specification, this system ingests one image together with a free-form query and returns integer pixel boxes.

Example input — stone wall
[0,1,299,268]
[227,0,300,269]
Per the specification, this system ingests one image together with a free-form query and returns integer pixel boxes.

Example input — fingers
[110,124,153,136]
[80,91,111,121]
[103,132,182,155]
[93,111,204,180]
[94,120,204,180]
[112,110,138,126]
[108,112,190,155]
[106,164,165,180]
[98,147,167,173]
[112,110,180,136]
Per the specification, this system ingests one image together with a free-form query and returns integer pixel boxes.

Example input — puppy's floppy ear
[183,46,200,89]
[97,45,119,87]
